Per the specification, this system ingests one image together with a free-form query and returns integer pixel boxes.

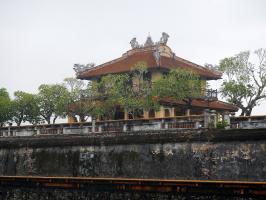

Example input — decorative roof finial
[144,35,154,47]
[130,37,140,49]
[160,32,169,45]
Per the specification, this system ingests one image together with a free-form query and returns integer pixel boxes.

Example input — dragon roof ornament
[130,32,170,49]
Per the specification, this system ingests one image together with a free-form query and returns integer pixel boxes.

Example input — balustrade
[0,115,204,137]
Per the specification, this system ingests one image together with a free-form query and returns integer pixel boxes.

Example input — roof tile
[77,45,221,80]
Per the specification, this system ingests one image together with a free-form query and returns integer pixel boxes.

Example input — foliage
[218,49,266,116]
[152,68,202,101]
[64,77,89,122]
[0,62,218,125]
[129,62,158,112]
[89,73,131,119]
[88,62,159,119]
[86,63,202,119]
[38,84,69,124]
[12,91,41,126]
[216,120,229,129]
[0,88,12,126]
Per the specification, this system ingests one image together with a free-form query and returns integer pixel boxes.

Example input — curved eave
[76,48,222,80]
[160,98,238,112]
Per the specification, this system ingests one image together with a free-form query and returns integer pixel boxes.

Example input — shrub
[216,120,229,129]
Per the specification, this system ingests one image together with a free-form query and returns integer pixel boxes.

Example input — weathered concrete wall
[0,129,266,181]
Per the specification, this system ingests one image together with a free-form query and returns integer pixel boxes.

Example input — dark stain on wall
[0,128,266,181]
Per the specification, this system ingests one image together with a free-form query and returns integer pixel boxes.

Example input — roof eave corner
[76,72,87,80]
[215,74,223,80]
[210,72,222,80]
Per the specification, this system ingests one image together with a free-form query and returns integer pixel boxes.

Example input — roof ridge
[80,55,127,75]
[215,100,238,108]
[80,48,156,75]
[77,45,222,80]
[173,55,222,76]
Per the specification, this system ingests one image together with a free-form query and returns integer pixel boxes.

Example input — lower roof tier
[160,98,238,112]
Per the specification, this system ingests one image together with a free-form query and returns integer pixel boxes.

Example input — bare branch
[219,48,266,116]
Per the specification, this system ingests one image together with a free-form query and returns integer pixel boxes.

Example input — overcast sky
[1,0,266,115]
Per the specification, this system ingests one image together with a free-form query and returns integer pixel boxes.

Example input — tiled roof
[77,45,222,80]
[160,98,238,112]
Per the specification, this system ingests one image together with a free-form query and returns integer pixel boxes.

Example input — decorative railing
[5,114,266,137]
[230,115,266,129]
[204,89,218,100]
[168,121,196,129]
[0,115,204,137]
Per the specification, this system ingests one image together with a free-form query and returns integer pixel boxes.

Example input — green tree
[128,62,157,113]
[87,63,202,119]
[64,77,90,122]
[12,91,41,126]
[0,88,12,126]
[88,62,158,119]
[38,84,69,124]
[152,68,202,102]
[218,49,266,116]
[89,73,131,119]
[64,77,86,101]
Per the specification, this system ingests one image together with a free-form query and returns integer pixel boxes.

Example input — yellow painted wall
[201,80,207,94]
[170,107,175,117]
[143,111,149,119]
[124,110,128,120]
[154,106,177,118]
[155,106,165,118]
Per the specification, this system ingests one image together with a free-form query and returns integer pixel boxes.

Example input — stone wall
[0,129,266,181]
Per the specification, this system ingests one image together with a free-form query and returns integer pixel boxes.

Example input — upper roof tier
[75,33,222,80]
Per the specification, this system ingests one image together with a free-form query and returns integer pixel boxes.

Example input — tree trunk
[53,116,58,124]
[240,107,253,116]
[240,107,248,116]
[246,108,252,116]
[79,115,85,122]
[73,116,78,122]
[16,118,23,127]
[41,114,50,124]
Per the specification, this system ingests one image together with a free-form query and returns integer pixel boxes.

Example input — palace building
[74,33,238,121]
